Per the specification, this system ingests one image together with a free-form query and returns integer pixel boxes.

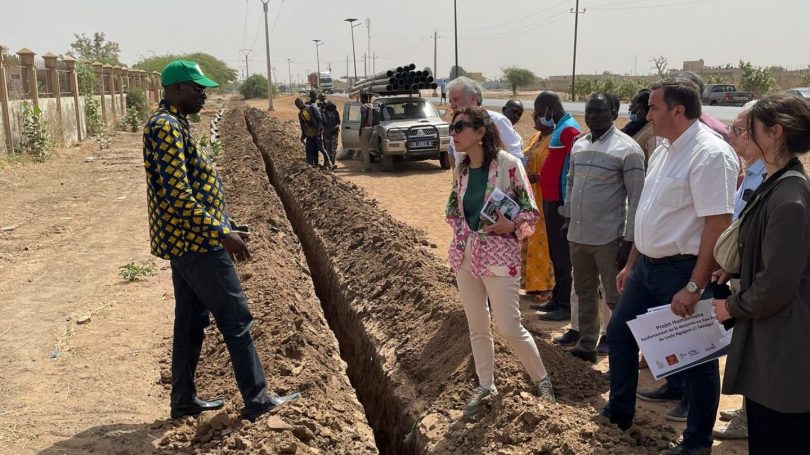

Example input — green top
[463,166,489,230]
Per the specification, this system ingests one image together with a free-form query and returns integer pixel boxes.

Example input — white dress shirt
[452,110,525,165]
[634,121,739,258]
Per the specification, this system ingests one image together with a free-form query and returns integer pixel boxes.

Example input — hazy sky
[2,0,808,84]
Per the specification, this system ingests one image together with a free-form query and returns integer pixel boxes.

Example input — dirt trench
[241,106,679,455]
[156,107,378,454]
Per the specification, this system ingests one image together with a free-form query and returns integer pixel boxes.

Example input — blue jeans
[169,249,271,411]
[304,136,319,166]
[605,256,720,448]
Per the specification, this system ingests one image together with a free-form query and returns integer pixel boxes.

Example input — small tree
[69,32,121,65]
[706,75,726,84]
[448,65,469,80]
[240,74,269,99]
[502,66,536,95]
[651,56,669,78]
[738,60,775,97]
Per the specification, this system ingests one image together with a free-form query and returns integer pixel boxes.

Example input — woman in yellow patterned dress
[521,116,556,302]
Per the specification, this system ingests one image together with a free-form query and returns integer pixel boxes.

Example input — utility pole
[366,18,371,77]
[570,0,586,102]
[346,56,349,87]
[314,40,323,88]
[345,18,360,87]
[453,0,459,79]
[287,58,292,94]
[433,29,438,96]
[240,49,252,79]
[363,53,367,79]
[260,0,274,110]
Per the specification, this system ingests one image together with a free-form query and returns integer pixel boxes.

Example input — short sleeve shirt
[634,121,739,258]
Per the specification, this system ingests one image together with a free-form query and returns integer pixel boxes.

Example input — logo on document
[665,354,679,366]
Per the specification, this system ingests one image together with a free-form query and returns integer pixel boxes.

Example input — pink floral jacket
[445,150,539,277]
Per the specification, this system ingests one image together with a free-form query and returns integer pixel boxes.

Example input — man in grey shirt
[562,93,645,363]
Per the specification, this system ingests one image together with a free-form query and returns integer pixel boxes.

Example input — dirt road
[0,132,172,454]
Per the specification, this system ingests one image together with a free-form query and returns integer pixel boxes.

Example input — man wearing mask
[532,91,582,322]
[446,76,524,169]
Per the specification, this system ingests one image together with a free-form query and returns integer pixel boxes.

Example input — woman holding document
[445,107,555,417]
[712,93,810,454]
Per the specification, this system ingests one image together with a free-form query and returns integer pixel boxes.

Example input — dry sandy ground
[0,92,748,454]
[259,94,747,454]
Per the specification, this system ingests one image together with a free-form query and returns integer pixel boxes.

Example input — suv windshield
[380,101,440,121]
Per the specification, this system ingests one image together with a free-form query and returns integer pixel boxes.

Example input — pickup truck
[702,84,754,106]
[341,96,451,171]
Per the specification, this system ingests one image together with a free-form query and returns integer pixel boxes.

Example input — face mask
[629,113,639,122]
[538,106,555,128]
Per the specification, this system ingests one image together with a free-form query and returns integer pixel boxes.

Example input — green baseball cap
[161,60,219,88]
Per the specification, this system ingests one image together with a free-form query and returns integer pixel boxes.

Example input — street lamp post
[345,18,360,87]
[453,0,458,79]
[260,0,274,111]
[313,40,324,88]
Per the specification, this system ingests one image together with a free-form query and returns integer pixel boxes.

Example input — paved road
[425,97,744,123]
[332,93,744,123]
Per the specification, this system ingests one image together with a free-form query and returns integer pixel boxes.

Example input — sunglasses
[182,83,207,96]
[450,120,477,133]
[727,124,747,136]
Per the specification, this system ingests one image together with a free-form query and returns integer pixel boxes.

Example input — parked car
[701,84,754,106]
[341,96,451,171]
[785,87,810,99]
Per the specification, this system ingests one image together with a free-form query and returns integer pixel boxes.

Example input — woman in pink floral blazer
[445,107,555,417]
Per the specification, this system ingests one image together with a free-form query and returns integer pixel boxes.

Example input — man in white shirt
[600,78,738,455]
[446,76,524,169]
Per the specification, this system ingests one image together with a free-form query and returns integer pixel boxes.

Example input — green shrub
[19,101,51,161]
[126,88,149,119]
[239,74,269,99]
[118,262,155,282]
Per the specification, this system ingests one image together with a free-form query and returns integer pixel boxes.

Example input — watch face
[687,282,699,293]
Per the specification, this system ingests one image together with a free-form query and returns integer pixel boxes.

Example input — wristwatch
[685,281,701,294]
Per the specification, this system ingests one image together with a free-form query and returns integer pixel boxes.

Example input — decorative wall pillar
[62,56,83,142]
[16,48,39,108]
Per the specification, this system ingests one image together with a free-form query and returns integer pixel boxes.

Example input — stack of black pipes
[350,63,438,96]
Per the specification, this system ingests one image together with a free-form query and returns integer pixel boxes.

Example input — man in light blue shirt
[733,159,766,220]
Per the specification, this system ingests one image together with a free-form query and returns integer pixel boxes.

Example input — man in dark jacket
[322,102,341,166]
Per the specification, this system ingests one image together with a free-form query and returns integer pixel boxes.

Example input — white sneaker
[713,416,748,440]
[719,408,742,422]
[463,385,498,417]
[537,374,556,403]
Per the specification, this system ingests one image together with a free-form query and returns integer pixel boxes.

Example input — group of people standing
[294,93,341,170]
[444,74,810,454]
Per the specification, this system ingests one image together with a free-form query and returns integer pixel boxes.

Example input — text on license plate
[411,140,433,147]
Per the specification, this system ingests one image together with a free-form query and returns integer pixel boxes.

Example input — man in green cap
[143,60,300,422]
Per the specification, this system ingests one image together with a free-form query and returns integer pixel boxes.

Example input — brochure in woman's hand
[481,188,520,224]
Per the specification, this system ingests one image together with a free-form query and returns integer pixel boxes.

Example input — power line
[464,9,570,41]
[589,0,711,10]
[241,0,249,48]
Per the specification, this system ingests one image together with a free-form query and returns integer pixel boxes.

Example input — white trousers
[456,244,547,388]
[570,283,612,336]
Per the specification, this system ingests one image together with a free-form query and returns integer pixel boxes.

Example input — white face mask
[539,106,555,128]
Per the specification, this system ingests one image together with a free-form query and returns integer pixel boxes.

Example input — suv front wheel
[439,151,450,169]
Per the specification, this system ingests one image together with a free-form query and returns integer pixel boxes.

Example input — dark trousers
[169,249,270,410]
[542,200,572,307]
[746,397,810,455]
[324,133,338,164]
[304,136,319,166]
[605,256,720,448]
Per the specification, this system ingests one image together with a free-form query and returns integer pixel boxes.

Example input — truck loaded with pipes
[341,64,450,171]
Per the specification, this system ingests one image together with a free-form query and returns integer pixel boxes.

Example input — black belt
[642,254,697,265]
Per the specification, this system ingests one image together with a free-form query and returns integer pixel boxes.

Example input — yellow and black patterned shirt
[143,101,231,260]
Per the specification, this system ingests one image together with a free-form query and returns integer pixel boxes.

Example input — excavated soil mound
[243,107,678,455]
[156,108,377,454]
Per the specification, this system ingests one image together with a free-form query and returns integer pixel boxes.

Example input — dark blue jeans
[605,256,720,449]
[304,136,319,166]
[169,248,270,411]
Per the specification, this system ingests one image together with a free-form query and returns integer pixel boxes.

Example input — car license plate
[734,96,747,101]
[411,140,433,148]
